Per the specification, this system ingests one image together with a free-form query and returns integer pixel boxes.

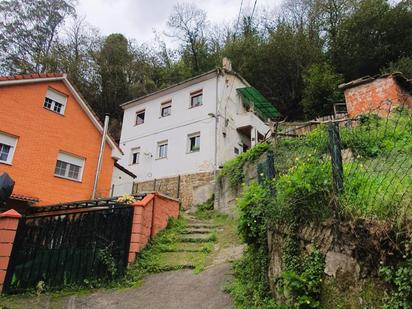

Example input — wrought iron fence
[3,198,138,293]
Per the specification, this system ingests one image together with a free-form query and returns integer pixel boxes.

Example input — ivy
[220,143,271,190]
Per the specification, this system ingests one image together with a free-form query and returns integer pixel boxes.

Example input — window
[44,88,67,115]
[234,147,240,155]
[131,147,140,165]
[190,90,203,108]
[0,132,17,165]
[54,152,85,181]
[157,141,168,159]
[136,110,145,125]
[188,133,200,152]
[161,101,172,117]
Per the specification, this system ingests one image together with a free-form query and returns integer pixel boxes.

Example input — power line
[234,0,244,37]
[251,0,258,20]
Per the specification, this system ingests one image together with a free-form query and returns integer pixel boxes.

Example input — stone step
[186,223,216,229]
[180,233,215,243]
[159,242,206,253]
[182,228,213,234]
[155,252,204,270]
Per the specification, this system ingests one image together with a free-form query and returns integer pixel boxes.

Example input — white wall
[119,77,218,181]
[111,166,135,196]
[118,71,269,182]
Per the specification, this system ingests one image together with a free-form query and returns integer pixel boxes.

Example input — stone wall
[214,153,266,215]
[267,219,410,298]
[133,172,214,209]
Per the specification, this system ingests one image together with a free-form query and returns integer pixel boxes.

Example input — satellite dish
[0,172,15,203]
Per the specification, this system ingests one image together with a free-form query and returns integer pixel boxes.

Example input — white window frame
[157,141,168,159]
[44,88,67,115]
[135,110,145,125]
[187,132,200,153]
[161,101,172,117]
[54,152,85,182]
[130,147,140,165]
[190,90,203,108]
[0,132,18,165]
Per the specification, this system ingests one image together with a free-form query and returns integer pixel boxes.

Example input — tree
[300,63,344,119]
[331,0,412,80]
[167,3,216,75]
[383,56,412,79]
[0,0,76,74]
[96,33,133,120]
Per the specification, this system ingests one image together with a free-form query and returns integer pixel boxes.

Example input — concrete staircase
[156,216,216,271]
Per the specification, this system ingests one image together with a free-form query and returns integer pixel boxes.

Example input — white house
[117,59,280,183]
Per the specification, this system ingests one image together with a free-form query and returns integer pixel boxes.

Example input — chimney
[222,57,232,71]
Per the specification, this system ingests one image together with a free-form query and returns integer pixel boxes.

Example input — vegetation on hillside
[225,109,412,308]
[1,0,412,136]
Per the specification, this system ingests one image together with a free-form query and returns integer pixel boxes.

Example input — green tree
[383,56,412,79]
[331,0,412,80]
[0,0,75,74]
[300,63,344,119]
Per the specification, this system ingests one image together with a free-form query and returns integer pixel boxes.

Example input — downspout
[92,114,110,199]
[213,70,220,179]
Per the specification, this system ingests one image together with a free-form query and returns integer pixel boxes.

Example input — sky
[77,0,281,45]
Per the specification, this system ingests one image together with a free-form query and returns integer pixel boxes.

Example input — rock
[324,251,360,280]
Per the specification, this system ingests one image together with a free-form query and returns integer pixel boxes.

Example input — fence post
[328,122,344,195]
[0,209,21,293]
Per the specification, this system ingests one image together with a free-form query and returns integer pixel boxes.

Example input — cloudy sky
[77,0,281,44]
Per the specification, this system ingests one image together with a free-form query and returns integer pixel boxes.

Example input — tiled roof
[339,72,412,92]
[10,193,40,203]
[0,73,64,81]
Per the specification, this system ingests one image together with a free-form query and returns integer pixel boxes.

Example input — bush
[274,158,333,224]
[220,143,271,190]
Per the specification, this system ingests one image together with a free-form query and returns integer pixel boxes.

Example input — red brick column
[128,194,154,264]
[0,209,21,292]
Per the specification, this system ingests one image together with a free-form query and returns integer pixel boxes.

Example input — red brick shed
[339,73,412,117]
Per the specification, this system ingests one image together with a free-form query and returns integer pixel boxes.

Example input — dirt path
[63,215,243,309]
[64,262,234,309]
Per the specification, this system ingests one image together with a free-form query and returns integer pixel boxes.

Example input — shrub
[274,158,333,224]
[220,143,271,190]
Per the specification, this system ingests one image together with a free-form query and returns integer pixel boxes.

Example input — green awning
[237,87,281,120]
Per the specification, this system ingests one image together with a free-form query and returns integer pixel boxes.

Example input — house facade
[0,73,122,209]
[118,61,279,190]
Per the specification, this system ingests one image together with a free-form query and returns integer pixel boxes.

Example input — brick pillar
[0,209,21,292]
[128,193,154,264]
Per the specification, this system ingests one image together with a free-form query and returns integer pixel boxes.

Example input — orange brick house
[0,73,122,209]
[339,72,412,117]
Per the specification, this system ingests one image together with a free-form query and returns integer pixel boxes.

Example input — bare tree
[167,3,209,73]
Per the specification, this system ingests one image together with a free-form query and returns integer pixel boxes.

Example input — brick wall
[134,172,214,209]
[128,193,179,264]
[344,76,412,117]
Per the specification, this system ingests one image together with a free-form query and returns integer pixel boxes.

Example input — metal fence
[261,104,412,224]
[3,197,140,293]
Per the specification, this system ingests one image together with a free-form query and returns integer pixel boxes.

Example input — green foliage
[275,158,333,224]
[380,238,412,309]
[96,246,118,279]
[193,195,215,220]
[237,182,274,247]
[276,249,325,308]
[384,56,412,80]
[228,246,279,309]
[220,143,271,190]
[301,63,344,119]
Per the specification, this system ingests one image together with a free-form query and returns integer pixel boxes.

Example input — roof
[237,87,282,120]
[0,73,122,159]
[121,68,251,109]
[10,193,40,203]
[0,73,64,81]
[114,162,137,178]
[339,72,412,93]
